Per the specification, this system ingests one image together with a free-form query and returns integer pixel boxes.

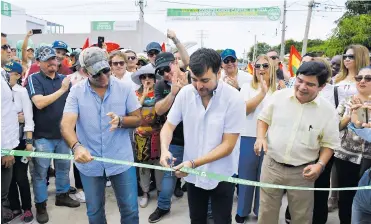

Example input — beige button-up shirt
[258,88,340,166]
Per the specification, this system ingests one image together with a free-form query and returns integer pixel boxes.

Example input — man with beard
[330,55,342,78]
[61,47,141,223]
[27,40,72,76]
[1,33,11,67]
[160,48,245,223]
[27,46,79,224]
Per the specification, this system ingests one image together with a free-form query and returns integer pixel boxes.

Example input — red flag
[82,38,90,50]
[247,63,254,74]
[161,42,166,52]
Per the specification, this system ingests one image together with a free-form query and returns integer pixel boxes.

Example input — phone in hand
[31,29,42,34]
[357,107,369,124]
[98,36,105,48]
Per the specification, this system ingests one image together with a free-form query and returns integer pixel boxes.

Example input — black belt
[273,159,313,168]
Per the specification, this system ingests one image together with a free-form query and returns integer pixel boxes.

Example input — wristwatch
[25,138,33,145]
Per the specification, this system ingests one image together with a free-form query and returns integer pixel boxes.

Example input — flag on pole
[288,45,302,77]
[247,63,254,75]
[82,38,90,50]
[161,42,166,52]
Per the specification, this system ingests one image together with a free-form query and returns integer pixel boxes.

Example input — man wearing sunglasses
[1,33,11,67]
[26,46,79,223]
[148,52,190,223]
[267,49,289,81]
[220,49,252,90]
[61,47,142,224]
[124,49,139,73]
[146,42,162,66]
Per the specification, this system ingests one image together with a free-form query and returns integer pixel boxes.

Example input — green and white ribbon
[2,149,370,191]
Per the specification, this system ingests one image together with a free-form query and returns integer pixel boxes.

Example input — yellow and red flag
[247,63,254,75]
[288,45,302,77]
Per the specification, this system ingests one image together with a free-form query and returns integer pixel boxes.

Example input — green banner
[1,1,11,17]
[167,7,281,21]
[91,21,115,31]
[2,149,371,191]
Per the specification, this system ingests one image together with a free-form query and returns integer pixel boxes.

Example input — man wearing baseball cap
[220,49,252,90]
[148,52,190,223]
[146,42,162,66]
[27,46,79,224]
[61,47,142,223]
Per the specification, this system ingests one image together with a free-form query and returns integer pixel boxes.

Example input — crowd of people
[1,28,371,224]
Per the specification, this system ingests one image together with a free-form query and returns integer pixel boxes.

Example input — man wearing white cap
[61,47,142,224]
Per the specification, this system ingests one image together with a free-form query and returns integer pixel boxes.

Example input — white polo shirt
[167,81,245,190]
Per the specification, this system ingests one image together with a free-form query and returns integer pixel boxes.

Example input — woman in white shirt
[235,55,277,223]
[4,61,35,223]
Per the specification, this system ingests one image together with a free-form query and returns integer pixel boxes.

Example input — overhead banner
[91,21,137,31]
[1,1,12,17]
[167,7,281,21]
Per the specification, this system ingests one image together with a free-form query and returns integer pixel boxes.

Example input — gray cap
[131,64,162,85]
[79,47,110,76]
[38,46,57,62]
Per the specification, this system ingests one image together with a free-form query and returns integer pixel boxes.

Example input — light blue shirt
[63,76,141,177]
[348,123,371,142]
[167,81,245,190]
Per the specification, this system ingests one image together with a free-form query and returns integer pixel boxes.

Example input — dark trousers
[8,140,32,211]
[73,163,83,190]
[2,164,13,224]
[187,182,235,224]
[335,158,361,224]
[360,158,371,178]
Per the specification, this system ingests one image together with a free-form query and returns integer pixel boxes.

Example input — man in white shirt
[255,61,340,224]
[160,48,245,223]
[220,48,252,90]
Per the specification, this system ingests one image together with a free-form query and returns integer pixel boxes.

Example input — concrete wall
[6,22,166,52]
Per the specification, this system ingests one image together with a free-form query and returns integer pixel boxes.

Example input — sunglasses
[93,67,111,78]
[139,74,155,80]
[254,63,269,69]
[158,66,171,76]
[223,58,236,64]
[127,56,137,61]
[1,44,10,50]
[147,51,160,57]
[355,75,371,82]
[343,54,354,60]
[110,61,125,66]
[269,56,279,60]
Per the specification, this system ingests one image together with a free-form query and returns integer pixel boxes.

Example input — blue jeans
[33,138,71,203]
[352,169,371,224]
[158,144,184,210]
[237,136,263,217]
[80,167,139,224]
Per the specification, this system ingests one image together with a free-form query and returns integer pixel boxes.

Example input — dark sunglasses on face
[1,44,10,50]
[270,56,279,60]
[355,75,371,82]
[223,57,236,64]
[147,51,159,57]
[93,67,111,78]
[254,63,269,69]
[139,74,155,80]
[158,66,171,76]
[127,56,137,61]
[343,54,354,60]
[110,61,125,66]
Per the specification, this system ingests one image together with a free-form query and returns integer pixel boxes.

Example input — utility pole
[302,0,315,56]
[252,34,257,62]
[136,0,146,51]
[279,0,287,61]
[196,30,208,48]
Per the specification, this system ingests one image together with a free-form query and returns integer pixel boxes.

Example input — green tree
[247,42,272,61]
[215,49,224,55]
[345,0,371,16]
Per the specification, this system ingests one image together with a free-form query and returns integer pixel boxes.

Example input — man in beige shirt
[254,61,340,224]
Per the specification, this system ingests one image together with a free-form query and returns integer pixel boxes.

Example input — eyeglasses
[223,57,236,64]
[127,56,137,61]
[158,66,171,76]
[110,61,125,67]
[254,63,269,69]
[343,54,355,60]
[139,74,155,80]
[1,44,10,50]
[147,51,160,57]
[93,67,111,78]
[269,56,279,60]
[355,75,371,82]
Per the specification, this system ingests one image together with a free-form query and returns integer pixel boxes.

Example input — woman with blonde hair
[235,55,277,223]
